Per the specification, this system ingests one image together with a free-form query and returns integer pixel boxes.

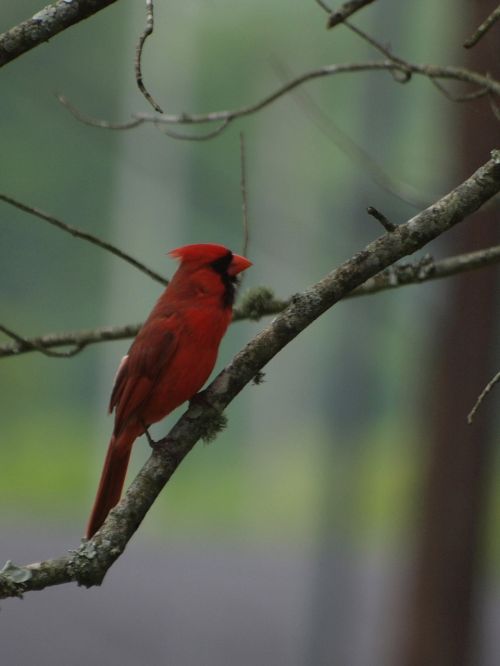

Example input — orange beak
[228,253,252,276]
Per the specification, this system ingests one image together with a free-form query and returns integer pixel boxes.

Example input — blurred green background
[1,1,499,665]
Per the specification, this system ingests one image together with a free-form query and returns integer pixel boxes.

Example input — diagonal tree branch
[0,0,121,68]
[1,150,499,599]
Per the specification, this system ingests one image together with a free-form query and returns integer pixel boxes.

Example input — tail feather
[86,430,135,538]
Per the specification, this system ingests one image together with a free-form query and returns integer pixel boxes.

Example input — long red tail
[86,430,136,538]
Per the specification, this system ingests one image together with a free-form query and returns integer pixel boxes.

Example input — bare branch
[464,4,500,48]
[429,78,489,103]
[59,61,500,135]
[1,151,499,598]
[135,0,164,113]
[325,0,376,28]
[314,0,333,14]
[154,118,233,141]
[0,0,121,68]
[0,323,140,360]
[0,193,167,286]
[59,95,234,138]
[57,94,144,130]
[467,370,500,423]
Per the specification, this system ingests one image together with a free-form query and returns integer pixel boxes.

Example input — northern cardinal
[86,243,252,538]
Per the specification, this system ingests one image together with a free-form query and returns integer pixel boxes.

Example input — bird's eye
[210,251,233,275]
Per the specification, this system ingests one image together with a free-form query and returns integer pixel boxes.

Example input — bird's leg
[141,420,160,449]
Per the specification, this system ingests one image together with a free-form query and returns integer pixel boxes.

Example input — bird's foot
[189,389,212,411]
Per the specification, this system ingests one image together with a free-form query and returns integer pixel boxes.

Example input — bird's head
[168,243,252,307]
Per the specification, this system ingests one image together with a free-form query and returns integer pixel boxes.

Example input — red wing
[109,315,179,434]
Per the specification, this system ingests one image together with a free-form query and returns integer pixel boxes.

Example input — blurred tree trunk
[402,2,500,665]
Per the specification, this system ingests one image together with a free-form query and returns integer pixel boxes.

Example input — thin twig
[135,0,164,113]
[343,20,404,66]
[325,0,376,28]
[57,94,144,130]
[239,133,250,258]
[430,78,489,103]
[464,4,500,48]
[467,370,500,423]
[344,19,412,82]
[314,0,332,13]
[367,206,396,232]
[0,193,167,286]
[153,118,232,140]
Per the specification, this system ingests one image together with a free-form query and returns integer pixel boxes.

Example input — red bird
[86,243,252,538]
